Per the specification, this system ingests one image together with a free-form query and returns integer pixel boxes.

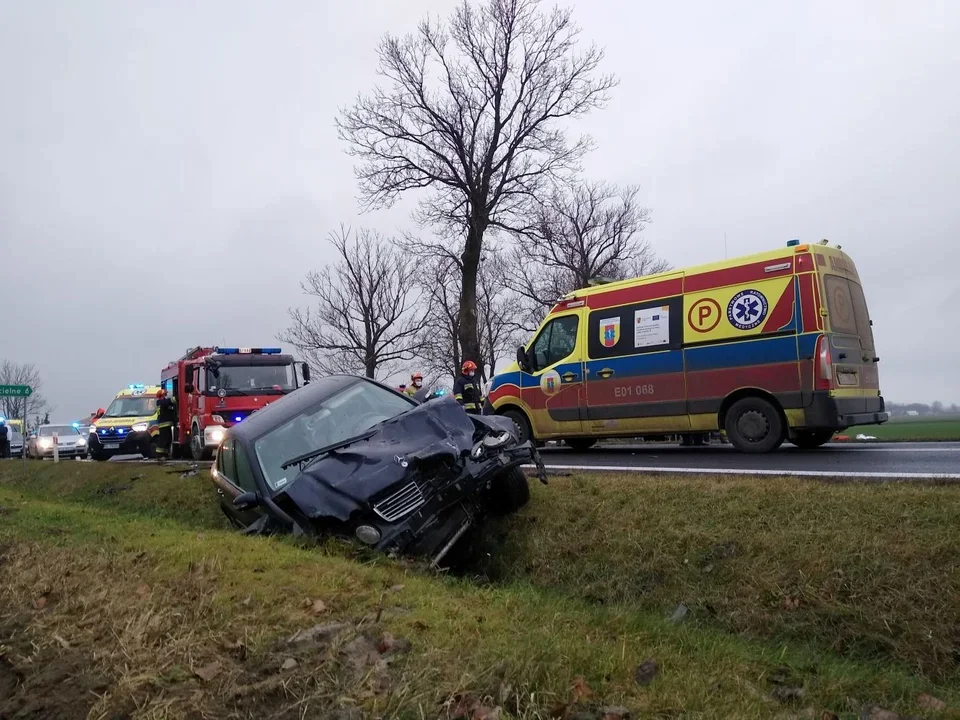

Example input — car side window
[530,315,579,370]
[217,439,257,492]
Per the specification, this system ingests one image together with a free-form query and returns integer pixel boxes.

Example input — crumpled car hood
[278,396,514,519]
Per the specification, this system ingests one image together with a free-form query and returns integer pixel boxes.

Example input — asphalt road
[98,442,960,480]
[537,441,960,479]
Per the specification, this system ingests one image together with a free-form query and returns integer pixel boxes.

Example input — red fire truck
[159,346,310,460]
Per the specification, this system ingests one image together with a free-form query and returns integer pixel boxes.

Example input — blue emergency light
[71,422,80,428]
[0,416,5,422]
[786,239,800,247]
[215,347,282,355]
[127,383,145,390]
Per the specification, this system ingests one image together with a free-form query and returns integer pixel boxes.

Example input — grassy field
[0,462,958,719]
[849,415,960,442]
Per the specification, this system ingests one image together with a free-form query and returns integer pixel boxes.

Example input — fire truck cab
[160,346,310,460]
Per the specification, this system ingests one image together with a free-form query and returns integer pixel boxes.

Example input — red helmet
[462,360,477,373]
[156,389,167,399]
[411,372,423,381]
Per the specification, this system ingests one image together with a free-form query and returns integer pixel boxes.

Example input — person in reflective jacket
[404,372,423,396]
[453,360,483,414]
[153,389,177,457]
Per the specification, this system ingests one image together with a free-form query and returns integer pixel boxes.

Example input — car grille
[96,427,131,438]
[373,481,425,522]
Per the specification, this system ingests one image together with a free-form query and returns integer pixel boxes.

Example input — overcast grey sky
[1,0,957,421]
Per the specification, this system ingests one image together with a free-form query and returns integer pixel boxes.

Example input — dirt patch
[0,644,111,720]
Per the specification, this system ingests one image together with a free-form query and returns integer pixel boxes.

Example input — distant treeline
[887,401,960,416]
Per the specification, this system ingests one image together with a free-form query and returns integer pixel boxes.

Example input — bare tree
[338,0,616,363]
[280,227,428,380]
[412,244,519,383]
[507,179,668,328]
[0,360,49,423]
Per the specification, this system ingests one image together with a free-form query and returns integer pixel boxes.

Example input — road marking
[525,463,960,480]
[542,446,960,454]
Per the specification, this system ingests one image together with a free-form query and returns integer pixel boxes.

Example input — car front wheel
[488,467,531,515]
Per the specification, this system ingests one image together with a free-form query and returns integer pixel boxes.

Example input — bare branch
[338,0,616,362]
[279,227,429,379]
[0,360,49,422]
[506,178,668,329]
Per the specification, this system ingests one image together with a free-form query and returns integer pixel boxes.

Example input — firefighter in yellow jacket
[404,372,424,396]
[453,361,483,413]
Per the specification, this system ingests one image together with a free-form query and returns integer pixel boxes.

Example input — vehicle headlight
[471,431,513,458]
[132,423,149,433]
[212,414,225,424]
[210,429,224,443]
[355,525,381,545]
[38,438,52,449]
[78,437,87,446]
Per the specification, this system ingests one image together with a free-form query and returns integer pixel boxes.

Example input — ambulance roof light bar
[214,347,282,355]
[127,383,146,390]
[786,239,800,247]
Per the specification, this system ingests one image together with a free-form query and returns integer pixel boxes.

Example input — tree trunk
[458,218,484,368]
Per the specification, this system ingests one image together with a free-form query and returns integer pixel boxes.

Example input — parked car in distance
[210,374,547,567]
[28,424,88,460]
[8,430,24,458]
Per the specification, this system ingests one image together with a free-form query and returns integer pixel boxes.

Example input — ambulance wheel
[789,429,834,449]
[501,409,532,445]
[565,438,597,451]
[723,397,784,453]
[91,449,111,462]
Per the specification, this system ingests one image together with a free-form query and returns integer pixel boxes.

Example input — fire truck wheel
[190,426,213,461]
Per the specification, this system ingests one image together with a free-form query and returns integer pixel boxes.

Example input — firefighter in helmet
[152,388,177,458]
[453,360,483,414]
[404,372,424,396]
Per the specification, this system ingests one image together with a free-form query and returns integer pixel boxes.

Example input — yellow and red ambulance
[486,240,888,453]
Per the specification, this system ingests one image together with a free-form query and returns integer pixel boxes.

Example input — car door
[520,312,585,437]
[212,438,264,528]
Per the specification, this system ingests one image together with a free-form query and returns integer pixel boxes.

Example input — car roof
[227,374,416,444]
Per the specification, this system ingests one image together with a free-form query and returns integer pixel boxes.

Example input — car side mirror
[301,362,311,384]
[184,383,195,394]
[516,345,528,372]
[233,491,261,511]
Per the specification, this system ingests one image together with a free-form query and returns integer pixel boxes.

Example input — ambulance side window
[587,296,683,359]
[530,315,579,371]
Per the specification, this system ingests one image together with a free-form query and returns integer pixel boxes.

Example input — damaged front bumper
[364,441,545,564]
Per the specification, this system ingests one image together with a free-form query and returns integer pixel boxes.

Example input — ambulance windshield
[207,363,296,395]
[104,397,158,418]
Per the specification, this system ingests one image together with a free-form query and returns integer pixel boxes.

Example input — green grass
[0,462,958,719]
[850,416,960,441]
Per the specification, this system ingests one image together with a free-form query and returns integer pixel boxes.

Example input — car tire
[789,429,834,449]
[723,397,785,454]
[190,426,212,461]
[566,438,597,451]
[489,467,531,515]
[91,448,110,462]
[80,453,88,460]
[501,410,532,446]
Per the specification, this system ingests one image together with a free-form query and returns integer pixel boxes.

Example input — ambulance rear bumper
[803,393,889,430]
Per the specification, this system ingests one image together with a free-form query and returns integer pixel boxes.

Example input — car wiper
[280,428,379,470]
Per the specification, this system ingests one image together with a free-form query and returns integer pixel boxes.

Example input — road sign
[0,385,32,397]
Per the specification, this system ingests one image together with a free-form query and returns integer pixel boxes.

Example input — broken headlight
[470,431,513,459]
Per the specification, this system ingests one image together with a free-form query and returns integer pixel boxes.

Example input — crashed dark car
[210,374,547,566]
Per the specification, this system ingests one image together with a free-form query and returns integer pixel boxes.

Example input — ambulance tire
[488,467,530,515]
[565,438,597,451]
[789,429,834,449]
[723,397,784,454]
[501,409,532,446]
[91,449,111,462]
